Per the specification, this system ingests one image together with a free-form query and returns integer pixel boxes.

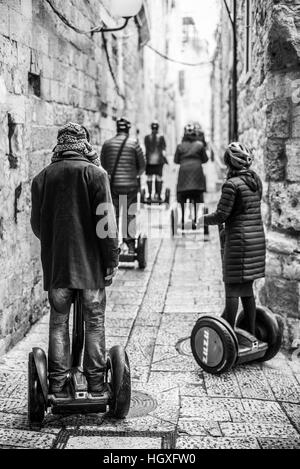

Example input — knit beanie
[52,122,100,166]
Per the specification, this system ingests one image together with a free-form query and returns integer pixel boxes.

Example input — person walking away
[202,142,266,335]
[174,124,209,230]
[101,118,146,255]
[31,122,119,398]
[144,121,168,202]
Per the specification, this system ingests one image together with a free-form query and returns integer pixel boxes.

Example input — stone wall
[0,0,173,354]
[212,0,300,346]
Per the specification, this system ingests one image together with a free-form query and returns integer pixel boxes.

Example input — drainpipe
[223,0,238,141]
[232,0,238,141]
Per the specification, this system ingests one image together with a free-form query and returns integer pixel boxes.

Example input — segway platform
[50,394,108,415]
[235,328,268,364]
[190,308,282,375]
[50,369,108,415]
[141,188,171,207]
[119,234,148,269]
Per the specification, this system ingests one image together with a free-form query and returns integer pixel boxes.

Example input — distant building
[165,1,214,143]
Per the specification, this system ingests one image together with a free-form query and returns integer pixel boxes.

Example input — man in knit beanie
[31,122,119,398]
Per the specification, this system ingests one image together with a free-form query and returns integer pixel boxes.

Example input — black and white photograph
[0,0,300,455]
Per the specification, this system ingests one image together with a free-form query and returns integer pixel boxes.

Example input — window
[182,17,195,47]
[7,113,18,169]
[179,70,185,96]
[245,0,253,75]
[28,72,41,97]
[228,88,235,142]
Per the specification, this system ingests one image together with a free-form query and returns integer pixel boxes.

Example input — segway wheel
[107,346,131,419]
[204,207,209,236]
[165,188,171,207]
[171,208,178,238]
[236,307,282,362]
[141,189,146,205]
[137,235,148,270]
[28,352,46,426]
[191,316,238,374]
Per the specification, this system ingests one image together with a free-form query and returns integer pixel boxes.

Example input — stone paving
[0,166,300,449]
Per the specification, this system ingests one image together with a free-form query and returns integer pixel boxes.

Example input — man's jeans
[48,288,106,392]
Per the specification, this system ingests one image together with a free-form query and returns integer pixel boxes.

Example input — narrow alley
[0,0,300,454]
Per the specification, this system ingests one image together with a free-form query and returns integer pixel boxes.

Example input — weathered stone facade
[211,0,300,345]
[0,0,175,354]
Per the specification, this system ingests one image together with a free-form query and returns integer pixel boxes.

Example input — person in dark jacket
[31,122,119,398]
[144,121,168,202]
[193,121,207,148]
[101,118,146,255]
[174,124,209,230]
[203,142,266,335]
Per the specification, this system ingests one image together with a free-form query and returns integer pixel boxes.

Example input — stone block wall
[0,0,171,354]
[212,0,300,345]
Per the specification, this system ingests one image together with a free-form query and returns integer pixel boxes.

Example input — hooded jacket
[204,170,266,283]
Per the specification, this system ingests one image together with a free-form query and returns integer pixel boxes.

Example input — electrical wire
[101,32,125,101]
[45,0,125,100]
[45,0,104,35]
[146,44,213,67]
[45,1,211,100]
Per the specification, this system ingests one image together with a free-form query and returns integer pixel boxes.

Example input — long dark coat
[204,171,266,284]
[174,139,208,193]
[31,153,119,291]
[144,134,167,166]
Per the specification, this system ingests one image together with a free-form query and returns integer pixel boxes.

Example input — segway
[190,307,282,375]
[118,187,148,270]
[170,204,210,238]
[141,187,171,208]
[119,234,148,270]
[28,292,131,427]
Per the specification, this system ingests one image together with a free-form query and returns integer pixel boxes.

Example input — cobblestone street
[0,164,300,450]
[1,0,300,455]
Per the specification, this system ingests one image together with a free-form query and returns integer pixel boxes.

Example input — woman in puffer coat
[203,142,266,335]
[174,124,208,229]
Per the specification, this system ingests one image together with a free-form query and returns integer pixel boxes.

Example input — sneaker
[49,382,71,399]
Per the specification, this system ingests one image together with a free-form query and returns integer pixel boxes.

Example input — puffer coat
[101,132,146,190]
[204,170,266,284]
[174,138,208,193]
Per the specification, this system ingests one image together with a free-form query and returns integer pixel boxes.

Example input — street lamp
[111,0,143,18]
[104,0,143,32]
